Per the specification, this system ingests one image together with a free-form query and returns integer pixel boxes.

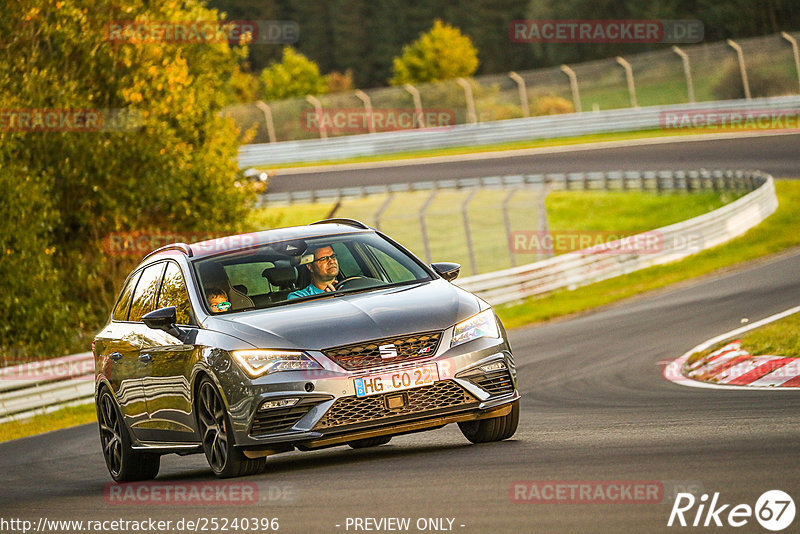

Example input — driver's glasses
[314,253,337,264]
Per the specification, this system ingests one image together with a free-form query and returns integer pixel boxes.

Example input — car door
[137,260,200,443]
[101,263,164,440]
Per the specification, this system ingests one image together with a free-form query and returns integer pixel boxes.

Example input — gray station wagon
[93,219,519,480]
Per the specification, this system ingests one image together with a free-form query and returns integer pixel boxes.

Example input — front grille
[322,331,442,370]
[250,405,315,435]
[468,369,515,396]
[314,380,477,429]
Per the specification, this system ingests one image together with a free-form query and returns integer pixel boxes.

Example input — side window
[128,263,166,322]
[112,270,142,321]
[332,242,359,278]
[368,246,417,283]
[158,262,193,325]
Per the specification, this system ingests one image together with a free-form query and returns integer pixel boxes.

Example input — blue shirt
[287,284,326,300]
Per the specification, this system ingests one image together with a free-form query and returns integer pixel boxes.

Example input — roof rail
[143,242,193,260]
[310,218,371,230]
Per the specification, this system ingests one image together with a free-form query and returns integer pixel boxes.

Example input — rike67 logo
[668,490,795,531]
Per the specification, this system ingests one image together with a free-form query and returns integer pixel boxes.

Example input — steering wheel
[336,276,380,290]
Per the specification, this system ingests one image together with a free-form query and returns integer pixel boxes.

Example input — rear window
[193,232,430,313]
[112,270,141,321]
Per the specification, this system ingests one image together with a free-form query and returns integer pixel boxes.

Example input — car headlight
[451,309,500,347]
[231,349,322,377]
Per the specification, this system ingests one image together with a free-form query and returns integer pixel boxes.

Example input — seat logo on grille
[379,344,398,359]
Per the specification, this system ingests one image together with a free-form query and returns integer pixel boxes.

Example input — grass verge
[687,311,800,366]
[496,180,800,329]
[0,403,96,444]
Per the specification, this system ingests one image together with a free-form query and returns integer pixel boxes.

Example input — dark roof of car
[142,220,372,261]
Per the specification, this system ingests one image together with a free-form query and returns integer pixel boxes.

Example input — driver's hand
[322,281,336,292]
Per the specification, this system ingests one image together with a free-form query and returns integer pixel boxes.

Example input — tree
[260,46,327,100]
[0,0,255,359]
[390,19,478,85]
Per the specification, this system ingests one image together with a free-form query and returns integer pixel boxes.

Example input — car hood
[206,279,483,350]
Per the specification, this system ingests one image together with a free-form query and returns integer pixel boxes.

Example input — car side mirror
[431,262,461,282]
[142,306,178,331]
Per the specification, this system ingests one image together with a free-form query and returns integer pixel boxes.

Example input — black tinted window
[157,262,192,325]
[128,263,165,322]
[112,270,141,321]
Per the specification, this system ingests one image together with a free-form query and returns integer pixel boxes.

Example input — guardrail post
[560,65,582,113]
[502,188,518,267]
[419,189,438,264]
[456,78,478,125]
[508,71,530,118]
[461,189,479,275]
[781,32,800,93]
[354,90,376,134]
[671,46,696,103]
[403,84,426,128]
[726,39,751,100]
[305,95,327,139]
[616,56,638,108]
[255,101,277,143]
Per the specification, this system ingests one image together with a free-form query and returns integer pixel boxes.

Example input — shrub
[390,19,478,85]
[533,96,574,116]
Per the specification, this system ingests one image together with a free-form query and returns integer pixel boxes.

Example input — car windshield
[193,231,431,314]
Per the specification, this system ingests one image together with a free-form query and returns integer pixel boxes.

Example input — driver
[287,245,339,299]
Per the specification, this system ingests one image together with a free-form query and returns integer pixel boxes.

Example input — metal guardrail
[455,170,777,305]
[0,352,94,423]
[239,96,800,167]
[0,169,777,422]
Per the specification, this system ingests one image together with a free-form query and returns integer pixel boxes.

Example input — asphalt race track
[265,132,800,193]
[1,135,799,533]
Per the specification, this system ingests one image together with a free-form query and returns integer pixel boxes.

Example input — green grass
[738,312,800,357]
[496,180,800,329]
[686,311,800,366]
[0,403,96,443]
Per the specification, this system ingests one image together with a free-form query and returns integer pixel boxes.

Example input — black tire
[347,435,392,449]
[458,400,519,444]
[97,388,160,482]
[196,377,266,478]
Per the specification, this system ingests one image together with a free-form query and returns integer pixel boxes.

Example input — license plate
[354,364,439,398]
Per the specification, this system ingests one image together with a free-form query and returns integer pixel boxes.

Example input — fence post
[502,188,518,267]
[305,95,327,139]
[354,89,376,134]
[374,193,394,231]
[419,189,438,264]
[671,46,696,103]
[781,32,800,93]
[616,56,638,108]
[508,71,530,118]
[403,84,426,128]
[456,78,478,125]
[255,101,277,143]
[461,189,479,275]
[560,65,582,113]
[538,182,553,259]
[726,39,751,100]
